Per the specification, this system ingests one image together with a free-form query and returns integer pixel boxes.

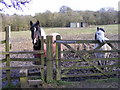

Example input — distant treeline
[1,6,119,31]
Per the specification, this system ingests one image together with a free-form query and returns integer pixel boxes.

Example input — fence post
[5,26,11,84]
[56,35,61,80]
[46,36,53,82]
[40,36,44,81]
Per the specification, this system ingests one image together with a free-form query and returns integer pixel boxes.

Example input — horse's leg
[98,60,101,66]
[96,53,102,66]
[104,53,111,71]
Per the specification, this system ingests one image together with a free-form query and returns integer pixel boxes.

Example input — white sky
[2,0,120,16]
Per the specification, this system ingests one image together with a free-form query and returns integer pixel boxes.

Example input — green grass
[44,27,95,35]
[1,30,31,40]
[44,24,118,36]
[1,24,118,40]
[97,24,118,34]
[48,80,72,85]
[84,78,119,83]
[45,80,72,88]
[44,78,119,88]
[59,78,119,88]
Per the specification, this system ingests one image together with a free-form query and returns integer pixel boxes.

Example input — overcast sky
[2,0,120,16]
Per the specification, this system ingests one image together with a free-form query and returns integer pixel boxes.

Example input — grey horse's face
[95,27,105,43]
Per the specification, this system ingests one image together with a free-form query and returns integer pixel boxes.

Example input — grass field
[0,24,118,40]
[44,24,118,36]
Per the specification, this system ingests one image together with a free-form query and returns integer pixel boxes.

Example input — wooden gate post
[56,35,61,80]
[5,26,11,84]
[46,36,53,82]
[40,36,45,81]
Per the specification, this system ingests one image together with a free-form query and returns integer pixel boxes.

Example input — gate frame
[55,35,120,80]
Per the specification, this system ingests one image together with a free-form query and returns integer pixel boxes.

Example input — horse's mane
[40,27,46,39]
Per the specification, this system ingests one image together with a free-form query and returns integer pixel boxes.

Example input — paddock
[0,25,120,88]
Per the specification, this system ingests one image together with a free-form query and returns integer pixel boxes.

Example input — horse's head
[97,27,105,32]
[30,20,41,50]
[95,27,105,43]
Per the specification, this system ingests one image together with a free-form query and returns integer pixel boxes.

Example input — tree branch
[0,0,32,11]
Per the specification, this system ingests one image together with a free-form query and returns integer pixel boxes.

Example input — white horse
[94,27,111,65]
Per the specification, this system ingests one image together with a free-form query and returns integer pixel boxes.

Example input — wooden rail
[55,40,120,43]
[0,40,6,44]
[0,51,44,55]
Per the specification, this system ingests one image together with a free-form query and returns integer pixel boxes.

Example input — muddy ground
[10,33,118,51]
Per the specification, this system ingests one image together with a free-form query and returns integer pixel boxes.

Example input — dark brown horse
[30,20,61,60]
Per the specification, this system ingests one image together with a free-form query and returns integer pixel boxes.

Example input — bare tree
[0,0,32,11]
[59,5,73,13]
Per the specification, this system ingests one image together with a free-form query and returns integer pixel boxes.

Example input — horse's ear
[30,21,33,26]
[97,27,99,31]
[36,20,40,25]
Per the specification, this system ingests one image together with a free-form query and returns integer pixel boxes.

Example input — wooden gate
[55,35,120,80]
